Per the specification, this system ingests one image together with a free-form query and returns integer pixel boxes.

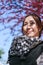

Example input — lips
[27,29,33,34]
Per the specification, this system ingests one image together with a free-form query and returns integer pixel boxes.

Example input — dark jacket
[8,35,43,65]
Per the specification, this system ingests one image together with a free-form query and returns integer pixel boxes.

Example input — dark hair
[22,13,43,37]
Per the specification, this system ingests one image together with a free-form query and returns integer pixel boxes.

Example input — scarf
[9,35,41,56]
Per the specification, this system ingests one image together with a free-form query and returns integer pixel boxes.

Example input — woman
[8,13,43,65]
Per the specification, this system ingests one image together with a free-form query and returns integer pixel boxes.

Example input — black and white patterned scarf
[9,35,41,57]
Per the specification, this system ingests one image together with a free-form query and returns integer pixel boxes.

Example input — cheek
[22,26,27,32]
[32,25,39,32]
[32,25,37,29]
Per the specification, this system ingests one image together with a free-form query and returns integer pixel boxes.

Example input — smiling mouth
[27,29,33,33]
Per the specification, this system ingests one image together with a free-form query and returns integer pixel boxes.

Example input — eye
[23,22,27,26]
[30,21,35,26]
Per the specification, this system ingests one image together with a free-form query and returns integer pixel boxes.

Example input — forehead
[24,16,35,22]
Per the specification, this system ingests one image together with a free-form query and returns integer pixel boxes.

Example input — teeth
[27,29,33,33]
[29,28,32,30]
[28,29,32,32]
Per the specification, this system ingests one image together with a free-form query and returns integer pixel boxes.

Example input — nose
[27,23,31,29]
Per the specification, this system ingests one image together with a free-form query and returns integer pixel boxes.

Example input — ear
[39,27,42,32]
[39,28,41,32]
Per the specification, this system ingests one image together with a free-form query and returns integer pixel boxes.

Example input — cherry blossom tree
[0,0,43,36]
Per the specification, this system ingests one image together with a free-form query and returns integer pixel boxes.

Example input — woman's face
[23,16,40,38]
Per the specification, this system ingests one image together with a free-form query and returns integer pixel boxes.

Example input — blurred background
[0,0,43,65]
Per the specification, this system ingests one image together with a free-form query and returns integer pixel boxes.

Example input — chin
[27,34,35,37]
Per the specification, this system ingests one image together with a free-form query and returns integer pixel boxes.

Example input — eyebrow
[30,20,35,22]
[24,22,27,23]
[25,20,35,23]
